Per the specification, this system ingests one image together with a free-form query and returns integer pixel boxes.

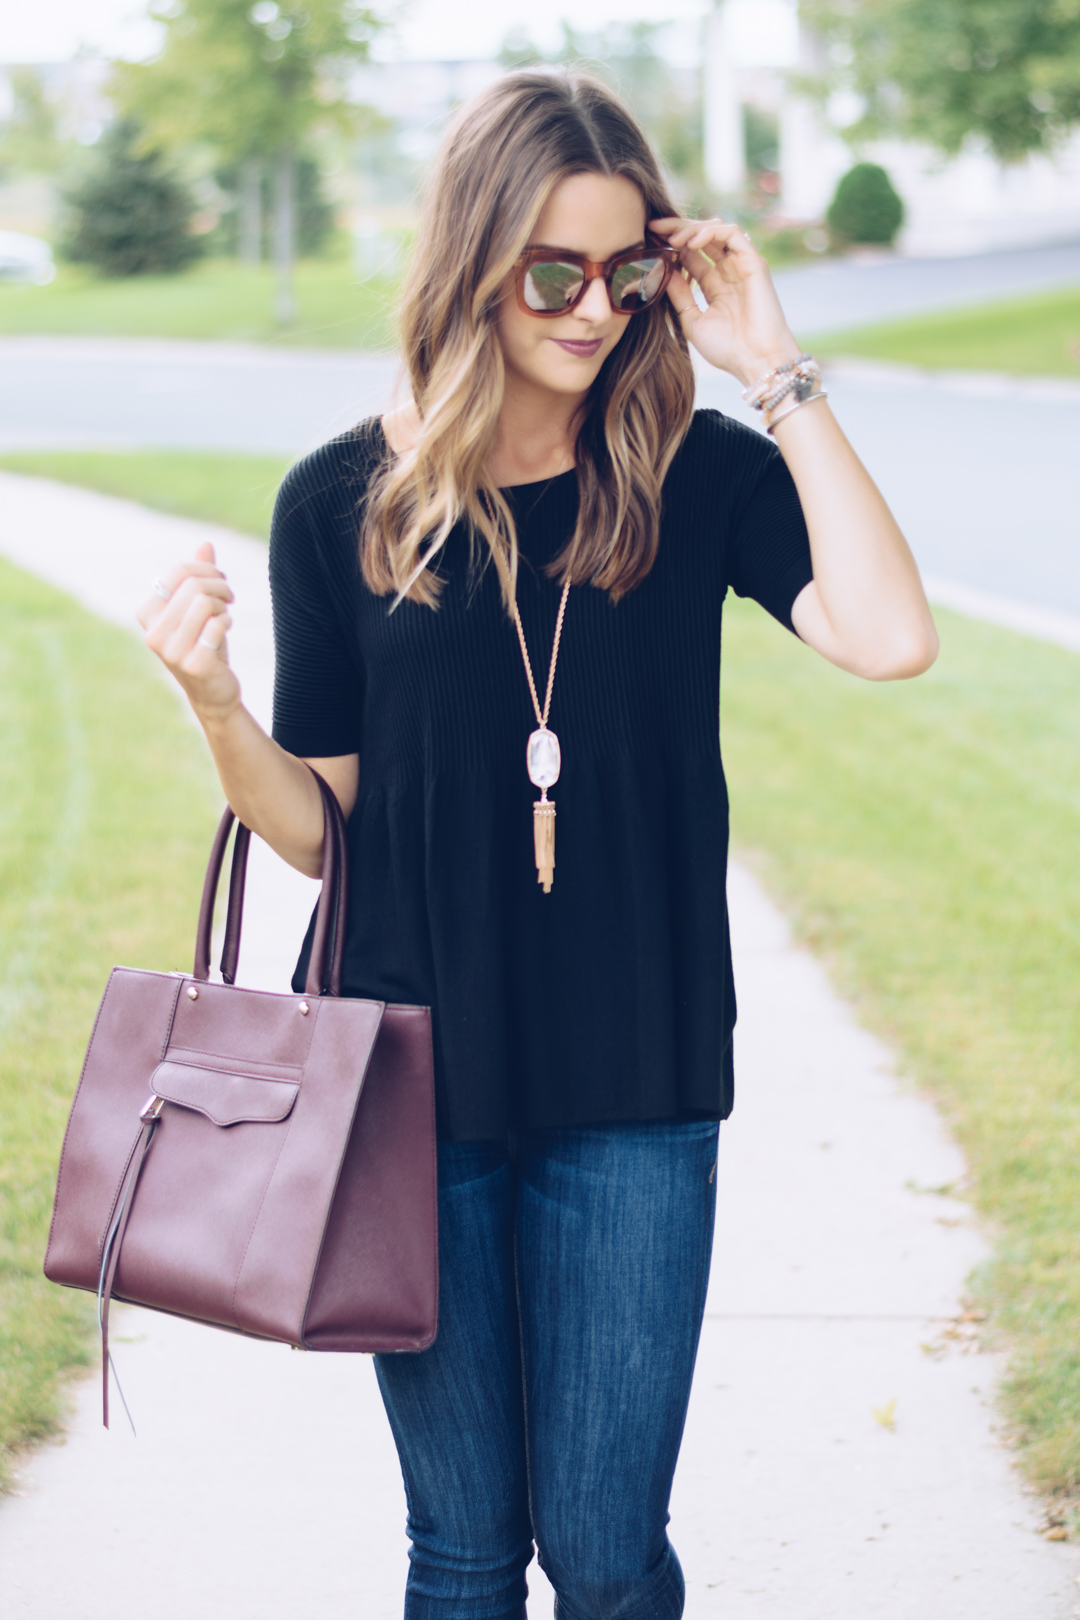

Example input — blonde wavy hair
[361,70,696,610]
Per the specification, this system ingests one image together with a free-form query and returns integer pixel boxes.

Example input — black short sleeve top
[269,408,813,1139]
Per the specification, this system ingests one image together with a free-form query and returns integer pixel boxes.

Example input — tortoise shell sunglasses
[513,241,679,318]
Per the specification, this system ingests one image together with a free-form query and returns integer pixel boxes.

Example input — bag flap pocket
[149,1060,299,1126]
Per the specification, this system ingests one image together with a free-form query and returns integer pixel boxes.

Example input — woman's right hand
[137,540,241,722]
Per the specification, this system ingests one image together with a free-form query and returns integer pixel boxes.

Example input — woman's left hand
[650,216,802,389]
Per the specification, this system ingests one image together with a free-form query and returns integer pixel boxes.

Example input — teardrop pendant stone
[526,727,561,790]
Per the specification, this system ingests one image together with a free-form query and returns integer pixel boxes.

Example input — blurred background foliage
[111,0,385,317]
[499,22,707,207]
[825,160,904,247]
[803,0,1080,162]
[61,118,205,276]
[0,66,69,178]
[4,0,1080,315]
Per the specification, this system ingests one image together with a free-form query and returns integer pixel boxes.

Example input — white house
[704,0,1080,255]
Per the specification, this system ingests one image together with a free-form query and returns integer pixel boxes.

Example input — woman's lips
[551,338,603,358]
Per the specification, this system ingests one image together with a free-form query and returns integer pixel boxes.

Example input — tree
[294,154,336,254]
[115,0,384,320]
[61,118,203,276]
[802,0,1080,163]
[0,67,67,178]
[214,150,336,259]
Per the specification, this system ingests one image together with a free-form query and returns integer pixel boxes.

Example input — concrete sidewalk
[0,474,1077,1618]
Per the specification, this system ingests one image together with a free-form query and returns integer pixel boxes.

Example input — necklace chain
[512,576,571,730]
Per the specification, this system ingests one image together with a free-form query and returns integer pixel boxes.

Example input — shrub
[826,162,905,246]
[61,120,203,277]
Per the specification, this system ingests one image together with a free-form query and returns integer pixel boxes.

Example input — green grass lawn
[0,557,219,1489]
[0,257,397,349]
[6,449,1080,1514]
[722,595,1080,1503]
[819,283,1080,377]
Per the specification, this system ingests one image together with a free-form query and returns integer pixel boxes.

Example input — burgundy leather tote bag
[44,771,438,1425]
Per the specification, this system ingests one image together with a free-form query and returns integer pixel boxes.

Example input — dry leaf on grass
[872,1399,898,1432]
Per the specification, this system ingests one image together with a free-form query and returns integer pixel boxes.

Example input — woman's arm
[776,402,938,680]
[652,215,939,681]
[137,540,358,878]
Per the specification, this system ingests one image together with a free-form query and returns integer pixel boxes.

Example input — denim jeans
[374,1118,719,1620]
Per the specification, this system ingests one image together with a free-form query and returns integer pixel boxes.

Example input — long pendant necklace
[512,576,571,894]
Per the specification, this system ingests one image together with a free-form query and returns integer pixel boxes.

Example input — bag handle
[304,771,348,998]
[193,768,349,997]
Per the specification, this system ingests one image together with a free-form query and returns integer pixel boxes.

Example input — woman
[139,72,936,1620]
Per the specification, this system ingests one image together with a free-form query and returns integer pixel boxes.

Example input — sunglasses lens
[610,256,668,312]
[522,260,586,312]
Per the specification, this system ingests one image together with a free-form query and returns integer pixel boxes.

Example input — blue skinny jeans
[374,1118,719,1620]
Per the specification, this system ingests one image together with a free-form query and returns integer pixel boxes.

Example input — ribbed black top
[269,409,813,1140]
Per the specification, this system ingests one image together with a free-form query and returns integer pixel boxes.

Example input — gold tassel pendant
[533,793,556,893]
[515,584,570,896]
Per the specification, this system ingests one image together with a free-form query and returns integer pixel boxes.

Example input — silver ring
[151,578,172,601]
[198,633,219,651]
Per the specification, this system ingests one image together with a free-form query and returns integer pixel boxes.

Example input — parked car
[0,230,56,285]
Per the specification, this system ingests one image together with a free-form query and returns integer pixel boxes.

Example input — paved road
[695,359,1080,618]
[0,240,1078,615]
[3,336,1079,620]
[5,237,1080,453]
[772,237,1080,333]
[0,337,402,456]
[2,474,1076,1619]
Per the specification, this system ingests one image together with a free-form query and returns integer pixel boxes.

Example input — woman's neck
[381,374,584,488]
[486,370,582,488]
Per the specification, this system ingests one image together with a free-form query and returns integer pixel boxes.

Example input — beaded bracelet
[742,353,827,433]
[742,354,820,413]
[765,386,829,436]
